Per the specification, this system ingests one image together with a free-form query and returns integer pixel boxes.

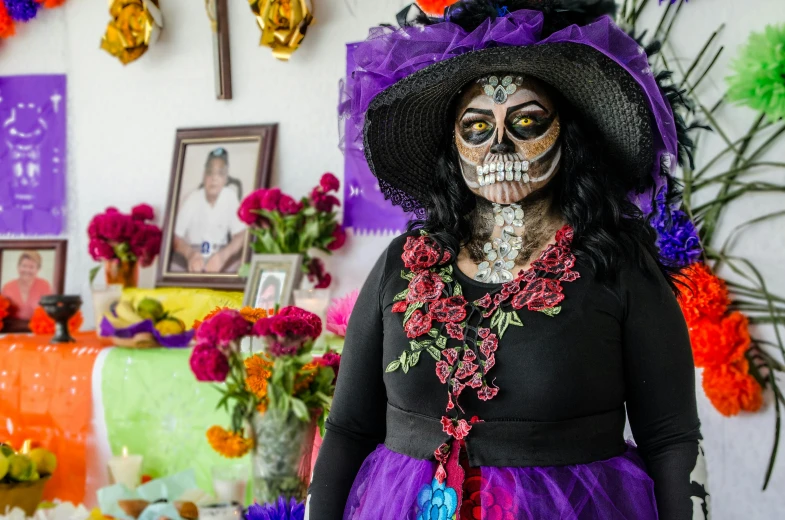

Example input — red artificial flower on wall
[688,312,751,368]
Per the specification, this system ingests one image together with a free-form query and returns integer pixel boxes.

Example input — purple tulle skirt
[344,445,658,520]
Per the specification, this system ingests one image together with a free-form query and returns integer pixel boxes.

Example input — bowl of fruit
[100,297,194,348]
[0,443,57,516]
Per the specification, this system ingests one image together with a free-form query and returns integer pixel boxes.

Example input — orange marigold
[677,263,730,325]
[294,362,319,393]
[415,0,453,16]
[257,400,268,414]
[29,306,84,335]
[37,0,68,8]
[192,306,226,330]
[0,296,9,331]
[0,1,16,39]
[702,359,763,417]
[240,307,269,323]
[206,425,253,458]
[688,311,751,368]
[245,354,273,399]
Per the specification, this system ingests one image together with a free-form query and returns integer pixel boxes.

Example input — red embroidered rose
[478,384,499,401]
[480,334,498,358]
[560,270,580,282]
[430,296,467,323]
[501,280,522,296]
[478,328,491,339]
[447,393,454,411]
[468,372,483,389]
[443,348,459,365]
[435,361,452,384]
[446,322,465,340]
[442,417,473,440]
[402,236,441,271]
[556,225,574,245]
[463,349,476,362]
[392,301,408,313]
[404,310,432,338]
[452,380,466,397]
[455,361,479,380]
[511,277,565,311]
[484,354,496,373]
[408,271,445,302]
[531,243,576,274]
[474,294,493,308]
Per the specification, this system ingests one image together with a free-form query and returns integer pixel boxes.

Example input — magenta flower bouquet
[238,173,346,288]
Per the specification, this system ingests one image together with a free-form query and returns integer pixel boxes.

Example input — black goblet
[39,295,83,343]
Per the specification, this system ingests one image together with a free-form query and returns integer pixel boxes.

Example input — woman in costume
[310,1,709,518]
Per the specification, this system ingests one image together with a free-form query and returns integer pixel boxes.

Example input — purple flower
[245,497,305,520]
[6,0,40,21]
[651,197,702,268]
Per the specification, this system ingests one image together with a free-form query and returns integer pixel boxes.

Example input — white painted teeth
[513,171,521,181]
[505,171,513,181]
[505,161,513,172]
[522,173,530,183]
[496,171,504,182]
[522,161,530,172]
[489,163,496,173]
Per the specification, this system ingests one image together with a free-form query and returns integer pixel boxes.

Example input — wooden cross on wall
[206,0,232,100]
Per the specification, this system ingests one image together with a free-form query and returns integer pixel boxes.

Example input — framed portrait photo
[0,239,67,331]
[243,254,302,310]
[157,124,277,290]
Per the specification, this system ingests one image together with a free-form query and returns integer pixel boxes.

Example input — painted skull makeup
[455,75,562,205]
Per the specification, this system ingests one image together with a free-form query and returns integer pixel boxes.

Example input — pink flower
[130,223,163,267]
[480,333,498,358]
[319,350,341,383]
[392,301,407,313]
[442,348,459,365]
[435,361,451,384]
[195,309,251,348]
[238,191,263,225]
[441,417,472,440]
[131,204,154,221]
[189,343,230,382]
[310,189,341,213]
[89,239,115,261]
[253,306,322,356]
[278,194,304,215]
[478,384,499,401]
[454,361,479,380]
[320,173,340,193]
[326,289,358,337]
[261,188,282,211]
[327,225,347,251]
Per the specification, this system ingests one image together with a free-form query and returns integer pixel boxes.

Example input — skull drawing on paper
[3,103,50,195]
[454,75,561,205]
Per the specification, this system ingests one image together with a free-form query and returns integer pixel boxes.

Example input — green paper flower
[726,24,785,121]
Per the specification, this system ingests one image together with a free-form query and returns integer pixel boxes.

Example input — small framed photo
[243,254,302,309]
[0,240,67,331]
[157,124,277,290]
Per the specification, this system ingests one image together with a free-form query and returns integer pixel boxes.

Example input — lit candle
[108,446,143,489]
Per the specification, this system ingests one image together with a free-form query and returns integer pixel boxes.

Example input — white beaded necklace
[475,203,524,283]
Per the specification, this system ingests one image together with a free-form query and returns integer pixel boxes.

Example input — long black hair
[409,92,681,290]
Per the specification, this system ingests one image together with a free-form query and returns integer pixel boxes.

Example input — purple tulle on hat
[5,0,40,21]
[340,9,679,215]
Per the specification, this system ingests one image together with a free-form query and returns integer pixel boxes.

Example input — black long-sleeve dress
[309,227,709,520]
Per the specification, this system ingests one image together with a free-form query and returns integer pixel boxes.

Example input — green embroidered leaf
[385,360,401,372]
[410,351,421,366]
[419,340,434,347]
[428,328,440,338]
[490,309,504,329]
[410,340,421,351]
[427,346,441,361]
[400,351,410,374]
[393,288,410,302]
[403,301,424,325]
[401,270,415,281]
[497,313,511,339]
[436,335,447,349]
[539,306,562,317]
[453,283,463,296]
[509,312,524,327]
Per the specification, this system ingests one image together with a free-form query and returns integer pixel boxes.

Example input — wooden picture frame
[243,254,302,309]
[156,124,277,290]
[0,239,67,332]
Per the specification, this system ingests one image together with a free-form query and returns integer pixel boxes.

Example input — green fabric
[101,348,248,496]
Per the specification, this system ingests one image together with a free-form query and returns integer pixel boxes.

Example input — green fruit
[0,443,14,458]
[28,448,57,476]
[0,454,9,480]
[154,317,185,336]
[136,298,165,321]
[8,454,38,481]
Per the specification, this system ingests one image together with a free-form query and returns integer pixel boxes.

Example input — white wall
[1,0,783,517]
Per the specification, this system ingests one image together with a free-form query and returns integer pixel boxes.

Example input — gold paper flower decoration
[249,0,314,61]
[101,0,163,65]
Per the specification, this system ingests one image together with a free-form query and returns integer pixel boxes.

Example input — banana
[114,301,145,324]
[104,314,135,329]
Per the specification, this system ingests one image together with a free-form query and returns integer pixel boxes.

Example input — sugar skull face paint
[454,75,561,205]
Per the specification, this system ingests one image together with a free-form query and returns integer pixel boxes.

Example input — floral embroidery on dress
[416,478,459,520]
[390,226,580,495]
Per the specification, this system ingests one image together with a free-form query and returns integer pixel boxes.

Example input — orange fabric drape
[0,333,108,502]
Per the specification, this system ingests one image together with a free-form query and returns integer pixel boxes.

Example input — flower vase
[104,259,139,288]
[251,411,316,503]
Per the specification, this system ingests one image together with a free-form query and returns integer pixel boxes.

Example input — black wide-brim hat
[344,4,682,214]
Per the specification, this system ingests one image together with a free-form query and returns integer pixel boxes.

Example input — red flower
[435,361,451,384]
[306,258,332,289]
[328,225,347,251]
[261,188,282,211]
[311,189,341,213]
[441,417,472,440]
[454,361,479,380]
[442,348,459,365]
[320,172,340,193]
[688,312,750,368]
[402,236,441,271]
[480,334,498,358]
[189,343,230,382]
[404,310,432,338]
[407,271,445,302]
[468,373,483,389]
[477,384,499,401]
[474,294,492,308]
[560,270,580,282]
[484,354,496,373]
[463,349,476,362]
[253,306,322,341]
[478,328,490,339]
[131,203,154,221]
[677,263,730,325]
[278,194,304,215]
[511,277,565,311]
[446,322,465,340]
[702,359,763,416]
[430,296,467,323]
[531,243,575,274]
[452,380,466,397]
[89,238,115,261]
[392,301,408,313]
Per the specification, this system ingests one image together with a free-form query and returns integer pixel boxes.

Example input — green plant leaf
[89,265,101,286]
[410,350,421,367]
[453,283,463,296]
[401,270,415,281]
[436,335,447,349]
[401,351,410,374]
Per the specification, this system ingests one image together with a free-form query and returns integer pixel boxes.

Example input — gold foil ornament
[249,0,314,61]
[101,0,163,65]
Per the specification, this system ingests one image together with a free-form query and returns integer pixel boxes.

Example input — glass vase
[251,410,316,504]
[104,259,139,288]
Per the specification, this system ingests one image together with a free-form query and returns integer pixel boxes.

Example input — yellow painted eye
[516,117,534,127]
[471,121,490,132]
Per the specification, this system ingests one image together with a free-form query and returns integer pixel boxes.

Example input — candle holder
[39,295,83,343]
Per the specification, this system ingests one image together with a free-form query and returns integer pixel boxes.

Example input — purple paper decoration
[341,44,414,235]
[0,74,67,236]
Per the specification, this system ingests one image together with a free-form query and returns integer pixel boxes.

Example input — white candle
[108,446,143,489]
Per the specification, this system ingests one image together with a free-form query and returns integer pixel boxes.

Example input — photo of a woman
[1,250,53,321]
